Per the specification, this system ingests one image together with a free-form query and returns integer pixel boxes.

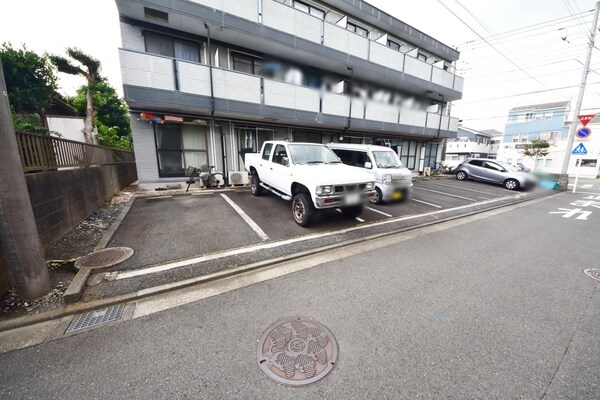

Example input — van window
[331,149,354,165]
[356,152,372,168]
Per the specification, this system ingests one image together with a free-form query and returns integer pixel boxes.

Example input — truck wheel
[251,174,263,196]
[292,193,316,227]
[341,205,364,218]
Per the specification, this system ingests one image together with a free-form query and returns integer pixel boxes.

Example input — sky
[1,0,599,132]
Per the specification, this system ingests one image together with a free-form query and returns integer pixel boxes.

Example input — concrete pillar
[0,60,51,300]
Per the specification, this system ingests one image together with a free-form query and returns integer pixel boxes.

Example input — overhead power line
[457,81,600,104]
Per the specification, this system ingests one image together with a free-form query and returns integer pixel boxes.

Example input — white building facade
[116,0,463,185]
[496,102,600,178]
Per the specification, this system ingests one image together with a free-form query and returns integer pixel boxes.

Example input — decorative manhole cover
[257,317,338,387]
[74,247,134,270]
[583,269,600,282]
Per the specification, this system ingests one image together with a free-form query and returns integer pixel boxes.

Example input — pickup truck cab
[327,143,413,204]
[245,141,376,226]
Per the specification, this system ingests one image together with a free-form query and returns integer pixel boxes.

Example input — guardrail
[16,130,135,173]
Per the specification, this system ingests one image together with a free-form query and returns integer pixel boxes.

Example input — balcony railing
[16,130,135,173]
[168,0,463,93]
[120,49,459,133]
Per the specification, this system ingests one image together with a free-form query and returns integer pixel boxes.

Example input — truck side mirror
[364,161,372,169]
[282,156,289,166]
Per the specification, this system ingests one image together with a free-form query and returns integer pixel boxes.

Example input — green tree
[523,139,551,170]
[51,48,101,144]
[0,42,57,114]
[69,81,133,151]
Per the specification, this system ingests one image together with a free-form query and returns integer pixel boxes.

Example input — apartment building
[115,0,463,185]
[443,126,494,168]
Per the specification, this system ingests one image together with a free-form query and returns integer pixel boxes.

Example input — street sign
[578,114,597,126]
[572,142,588,155]
[577,127,592,139]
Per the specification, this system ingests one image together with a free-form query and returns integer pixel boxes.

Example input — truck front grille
[333,184,367,193]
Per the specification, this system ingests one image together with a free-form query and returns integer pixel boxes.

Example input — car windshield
[372,151,402,168]
[288,144,341,165]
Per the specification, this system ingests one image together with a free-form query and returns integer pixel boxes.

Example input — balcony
[117,0,463,101]
[119,49,459,137]
[445,141,491,155]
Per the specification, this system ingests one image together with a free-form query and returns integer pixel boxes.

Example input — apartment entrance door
[236,127,275,170]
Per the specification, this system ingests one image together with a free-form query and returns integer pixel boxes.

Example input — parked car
[327,143,413,204]
[245,141,376,226]
[454,159,536,190]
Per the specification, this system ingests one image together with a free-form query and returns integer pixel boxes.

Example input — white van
[327,143,413,204]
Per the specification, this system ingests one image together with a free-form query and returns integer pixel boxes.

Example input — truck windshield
[372,151,402,168]
[288,144,341,165]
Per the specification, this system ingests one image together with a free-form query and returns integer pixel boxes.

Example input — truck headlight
[317,185,332,195]
[366,182,375,190]
[382,175,392,184]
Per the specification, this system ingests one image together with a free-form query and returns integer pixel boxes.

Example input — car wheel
[504,179,519,190]
[341,205,364,219]
[456,171,467,181]
[251,174,263,196]
[370,188,384,204]
[292,193,316,227]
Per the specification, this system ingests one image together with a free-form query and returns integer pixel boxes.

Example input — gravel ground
[0,189,134,321]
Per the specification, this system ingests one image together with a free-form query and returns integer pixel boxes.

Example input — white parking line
[355,217,365,222]
[220,194,269,241]
[426,181,498,196]
[413,187,477,201]
[411,198,442,208]
[366,206,393,217]
[113,193,523,281]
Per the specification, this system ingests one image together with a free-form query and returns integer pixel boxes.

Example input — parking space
[105,178,523,273]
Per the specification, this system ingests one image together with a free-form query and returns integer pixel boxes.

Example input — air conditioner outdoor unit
[229,171,249,185]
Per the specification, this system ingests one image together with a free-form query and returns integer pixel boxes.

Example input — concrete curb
[0,190,560,333]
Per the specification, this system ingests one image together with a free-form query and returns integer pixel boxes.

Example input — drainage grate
[583,269,600,282]
[65,304,125,334]
[257,317,338,387]
[74,247,134,270]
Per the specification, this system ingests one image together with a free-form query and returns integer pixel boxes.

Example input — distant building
[496,101,599,177]
[480,129,503,159]
[443,126,494,168]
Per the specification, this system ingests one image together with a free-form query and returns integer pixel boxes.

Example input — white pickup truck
[245,141,376,226]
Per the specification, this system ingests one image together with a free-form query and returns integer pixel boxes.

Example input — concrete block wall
[26,163,137,250]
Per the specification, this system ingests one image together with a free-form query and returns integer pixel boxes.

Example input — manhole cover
[583,269,600,282]
[257,317,338,387]
[65,303,125,333]
[74,247,134,270]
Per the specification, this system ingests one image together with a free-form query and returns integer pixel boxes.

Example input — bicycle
[432,162,447,175]
[186,165,224,192]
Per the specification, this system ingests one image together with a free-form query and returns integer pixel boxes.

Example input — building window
[232,52,261,75]
[294,131,322,143]
[155,123,208,177]
[512,135,519,143]
[293,1,325,19]
[545,159,553,168]
[144,32,200,62]
[347,22,368,37]
[237,127,275,170]
[417,53,427,62]
[525,112,533,120]
[520,134,528,143]
[544,112,553,119]
[387,39,401,51]
[144,7,168,23]
[580,159,598,167]
[423,142,439,169]
[400,140,418,170]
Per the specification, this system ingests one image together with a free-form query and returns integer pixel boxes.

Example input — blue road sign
[572,142,588,155]
[577,127,592,139]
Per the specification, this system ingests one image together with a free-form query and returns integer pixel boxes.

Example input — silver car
[454,159,536,190]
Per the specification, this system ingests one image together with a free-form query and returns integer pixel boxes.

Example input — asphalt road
[1,190,599,399]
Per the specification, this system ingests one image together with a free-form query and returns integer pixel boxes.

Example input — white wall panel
[177,62,211,96]
[432,67,454,88]
[119,50,175,91]
[399,109,427,127]
[449,117,459,132]
[369,42,404,72]
[323,23,369,59]
[426,113,441,129]
[190,0,258,22]
[454,76,464,93]
[404,56,432,82]
[213,69,261,103]
[365,102,399,124]
[262,0,321,43]
[264,80,320,112]
[322,93,350,116]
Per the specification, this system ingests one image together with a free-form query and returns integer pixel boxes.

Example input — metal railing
[15,130,135,173]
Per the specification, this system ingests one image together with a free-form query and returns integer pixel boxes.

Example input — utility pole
[561,1,600,175]
[0,60,51,299]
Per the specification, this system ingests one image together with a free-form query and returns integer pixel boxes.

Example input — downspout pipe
[205,23,228,185]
